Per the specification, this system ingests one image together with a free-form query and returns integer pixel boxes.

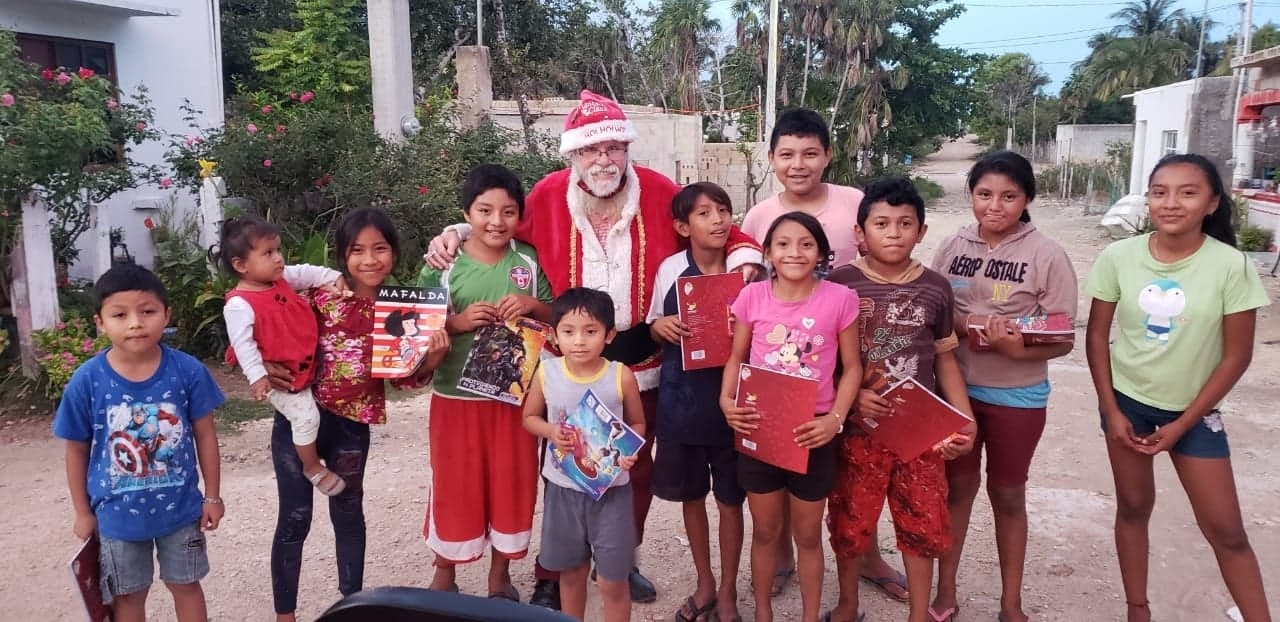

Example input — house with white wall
[1125,76,1234,196]
[0,0,225,279]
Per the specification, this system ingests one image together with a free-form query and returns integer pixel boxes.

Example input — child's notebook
[733,364,817,474]
[856,377,972,461]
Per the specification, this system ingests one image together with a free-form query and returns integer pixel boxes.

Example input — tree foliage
[251,0,371,104]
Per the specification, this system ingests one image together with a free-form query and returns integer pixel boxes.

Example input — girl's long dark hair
[1149,153,1237,248]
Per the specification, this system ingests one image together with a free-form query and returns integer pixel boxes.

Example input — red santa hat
[559,90,639,156]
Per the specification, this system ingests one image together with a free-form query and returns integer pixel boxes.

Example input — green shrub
[1238,225,1275,253]
[912,176,944,204]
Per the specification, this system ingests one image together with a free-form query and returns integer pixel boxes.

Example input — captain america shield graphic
[108,431,149,477]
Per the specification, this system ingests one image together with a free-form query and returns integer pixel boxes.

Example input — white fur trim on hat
[559,119,639,155]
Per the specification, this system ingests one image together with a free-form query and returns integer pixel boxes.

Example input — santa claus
[426,90,761,608]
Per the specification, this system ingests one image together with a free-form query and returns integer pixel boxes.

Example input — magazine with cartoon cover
[457,317,551,405]
[69,534,112,622]
[371,286,448,379]
[551,389,645,500]
[677,272,745,370]
[967,312,1074,352]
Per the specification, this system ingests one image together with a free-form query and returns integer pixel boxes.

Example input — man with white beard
[425,90,762,610]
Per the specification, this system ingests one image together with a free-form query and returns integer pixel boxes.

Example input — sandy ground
[3,138,1278,621]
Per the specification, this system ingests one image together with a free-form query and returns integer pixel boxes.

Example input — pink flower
[0,93,12,107]
[266,133,275,141]
[135,122,147,131]
[106,98,119,111]
[40,69,54,81]
[184,135,200,147]
[246,123,259,135]
[261,105,273,114]
[418,185,429,195]
[299,91,314,104]
[263,159,272,168]
[82,338,93,353]
[289,92,299,101]
[55,72,71,86]
[276,124,286,134]
[160,178,172,189]
[77,67,95,80]
[143,217,155,230]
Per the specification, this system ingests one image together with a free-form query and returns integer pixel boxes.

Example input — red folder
[967,313,1074,352]
[856,377,973,461]
[733,364,818,473]
[69,535,112,622]
[678,272,745,370]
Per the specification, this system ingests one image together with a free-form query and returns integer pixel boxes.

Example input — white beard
[575,161,624,197]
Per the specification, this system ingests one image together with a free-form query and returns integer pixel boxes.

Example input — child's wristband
[203,497,223,505]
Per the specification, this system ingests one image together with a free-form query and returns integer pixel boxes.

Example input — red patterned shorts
[827,433,951,559]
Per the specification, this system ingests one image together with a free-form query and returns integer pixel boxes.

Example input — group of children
[53,104,1272,622]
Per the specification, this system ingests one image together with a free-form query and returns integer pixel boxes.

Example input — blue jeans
[270,408,371,614]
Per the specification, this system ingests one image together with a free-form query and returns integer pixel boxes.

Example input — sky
[706,0,1280,94]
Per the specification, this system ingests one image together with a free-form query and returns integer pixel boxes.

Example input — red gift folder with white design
[856,377,973,461]
[678,272,745,370]
[69,535,112,622]
[967,313,1074,352]
[733,364,818,474]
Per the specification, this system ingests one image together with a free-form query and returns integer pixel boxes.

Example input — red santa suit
[515,89,761,390]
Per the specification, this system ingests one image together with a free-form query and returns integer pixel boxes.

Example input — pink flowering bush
[31,317,110,400]
[0,29,162,292]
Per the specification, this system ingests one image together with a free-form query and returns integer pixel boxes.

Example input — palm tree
[1083,33,1191,99]
[1109,0,1185,37]
[650,0,719,111]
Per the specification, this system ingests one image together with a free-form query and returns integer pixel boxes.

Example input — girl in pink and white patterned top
[266,207,447,622]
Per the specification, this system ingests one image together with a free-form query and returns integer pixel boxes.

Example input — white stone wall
[1055,124,1134,164]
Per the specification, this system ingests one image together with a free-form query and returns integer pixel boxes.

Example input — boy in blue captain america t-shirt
[53,264,225,621]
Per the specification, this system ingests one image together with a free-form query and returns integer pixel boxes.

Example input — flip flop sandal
[928,605,959,622]
[860,570,909,603]
[674,595,717,622]
[488,583,520,602]
[308,469,347,496]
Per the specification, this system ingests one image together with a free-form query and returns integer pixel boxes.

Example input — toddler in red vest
[216,215,347,495]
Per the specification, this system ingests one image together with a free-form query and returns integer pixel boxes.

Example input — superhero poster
[551,389,644,501]
[456,317,550,405]
[371,286,448,379]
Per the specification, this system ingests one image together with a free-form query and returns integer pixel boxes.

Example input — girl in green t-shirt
[1084,154,1272,622]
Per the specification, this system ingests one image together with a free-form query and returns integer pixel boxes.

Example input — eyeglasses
[574,145,628,160]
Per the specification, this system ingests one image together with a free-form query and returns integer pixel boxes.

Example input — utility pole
[764,0,780,143]
[764,0,780,193]
[1031,95,1038,162]
[1194,0,1209,78]
[477,0,484,46]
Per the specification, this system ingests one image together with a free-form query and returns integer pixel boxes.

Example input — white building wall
[0,0,225,279]
[1129,80,1195,195]
[1055,124,1133,164]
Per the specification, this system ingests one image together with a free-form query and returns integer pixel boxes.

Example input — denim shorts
[1101,391,1230,458]
[99,521,209,599]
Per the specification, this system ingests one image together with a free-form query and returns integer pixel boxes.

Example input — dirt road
[3,138,1277,621]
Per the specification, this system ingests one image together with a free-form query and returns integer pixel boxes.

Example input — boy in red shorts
[825,177,976,622]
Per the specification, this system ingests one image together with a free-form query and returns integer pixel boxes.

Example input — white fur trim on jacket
[559,119,640,155]
[566,164,642,331]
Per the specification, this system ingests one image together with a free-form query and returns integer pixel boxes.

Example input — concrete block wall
[699,142,769,214]
[1055,124,1133,163]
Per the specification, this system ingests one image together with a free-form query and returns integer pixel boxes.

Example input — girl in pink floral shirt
[269,207,447,621]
